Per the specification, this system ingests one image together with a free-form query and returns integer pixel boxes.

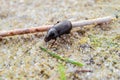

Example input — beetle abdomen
[54,20,72,35]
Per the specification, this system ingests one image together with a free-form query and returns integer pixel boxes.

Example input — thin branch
[0,25,52,37]
[75,69,93,73]
[0,16,116,37]
[72,16,114,27]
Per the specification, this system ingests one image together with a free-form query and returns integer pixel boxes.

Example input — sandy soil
[0,0,120,80]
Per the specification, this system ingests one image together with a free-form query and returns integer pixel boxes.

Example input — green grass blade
[58,64,66,80]
[40,46,84,67]
[64,59,84,67]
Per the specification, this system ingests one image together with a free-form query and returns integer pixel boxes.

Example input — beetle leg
[53,21,60,26]
[60,36,69,43]
[0,36,2,41]
[50,39,56,48]
[56,21,60,23]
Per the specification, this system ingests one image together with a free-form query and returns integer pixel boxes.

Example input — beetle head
[44,28,58,42]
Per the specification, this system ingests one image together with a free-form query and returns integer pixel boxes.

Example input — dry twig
[0,16,116,37]
[75,69,93,73]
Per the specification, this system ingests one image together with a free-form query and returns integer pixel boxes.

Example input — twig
[75,69,93,73]
[40,46,84,67]
[72,16,114,27]
[0,25,52,37]
[0,16,116,37]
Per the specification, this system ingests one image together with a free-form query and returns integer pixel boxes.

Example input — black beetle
[44,20,72,42]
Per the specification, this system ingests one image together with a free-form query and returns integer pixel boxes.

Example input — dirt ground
[0,0,120,80]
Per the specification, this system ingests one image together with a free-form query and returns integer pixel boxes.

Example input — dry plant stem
[75,69,93,73]
[72,16,114,28]
[0,16,115,37]
[0,25,52,37]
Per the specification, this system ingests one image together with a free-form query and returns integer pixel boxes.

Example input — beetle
[44,20,72,44]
